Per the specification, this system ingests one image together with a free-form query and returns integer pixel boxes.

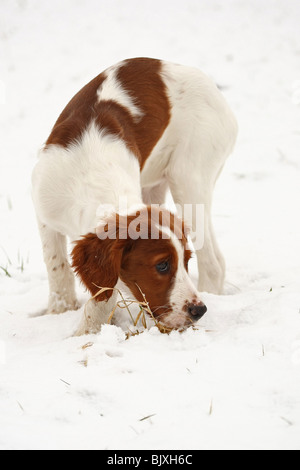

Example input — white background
[0,0,300,450]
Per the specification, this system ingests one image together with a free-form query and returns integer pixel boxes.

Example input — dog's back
[32,58,237,326]
[32,58,237,240]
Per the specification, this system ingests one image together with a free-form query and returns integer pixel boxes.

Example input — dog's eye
[156,261,170,274]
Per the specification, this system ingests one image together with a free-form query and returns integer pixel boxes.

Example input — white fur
[97,63,143,121]
[158,228,202,329]
[32,123,143,240]
[142,62,238,294]
[169,234,199,301]
[32,60,238,334]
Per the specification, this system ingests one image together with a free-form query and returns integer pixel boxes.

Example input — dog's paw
[48,292,80,315]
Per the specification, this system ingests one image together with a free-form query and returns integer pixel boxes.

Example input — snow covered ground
[1,0,300,450]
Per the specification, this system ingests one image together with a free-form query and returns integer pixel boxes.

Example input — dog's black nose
[187,302,207,321]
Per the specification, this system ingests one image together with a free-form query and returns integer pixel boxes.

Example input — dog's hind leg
[167,167,226,294]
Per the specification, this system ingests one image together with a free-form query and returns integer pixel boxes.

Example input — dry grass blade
[139,413,156,422]
[89,283,197,338]
[133,283,186,334]
[209,398,213,416]
[133,306,144,327]
[81,342,94,350]
[78,359,88,367]
[125,328,142,340]
[107,304,118,324]
[91,283,152,330]
[92,283,135,324]
[90,285,115,299]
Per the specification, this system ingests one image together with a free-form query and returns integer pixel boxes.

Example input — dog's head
[71,206,207,329]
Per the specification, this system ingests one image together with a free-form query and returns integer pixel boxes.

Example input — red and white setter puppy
[32,58,237,335]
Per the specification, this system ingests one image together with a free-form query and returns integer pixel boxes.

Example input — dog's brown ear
[71,233,123,301]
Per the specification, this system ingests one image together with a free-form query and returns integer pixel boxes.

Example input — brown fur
[45,58,171,169]
[71,206,192,320]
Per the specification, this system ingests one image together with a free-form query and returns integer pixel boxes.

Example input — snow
[1,0,300,450]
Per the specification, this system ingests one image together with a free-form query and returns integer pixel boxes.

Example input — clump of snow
[1,0,300,450]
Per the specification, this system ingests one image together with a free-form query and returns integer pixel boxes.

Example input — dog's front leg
[37,219,79,314]
[74,293,118,336]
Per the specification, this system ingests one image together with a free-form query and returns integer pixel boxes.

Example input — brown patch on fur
[46,72,107,148]
[120,238,178,320]
[71,232,125,301]
[71,206,192,318]
[116,58,171,167]
[45,58,171,169]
